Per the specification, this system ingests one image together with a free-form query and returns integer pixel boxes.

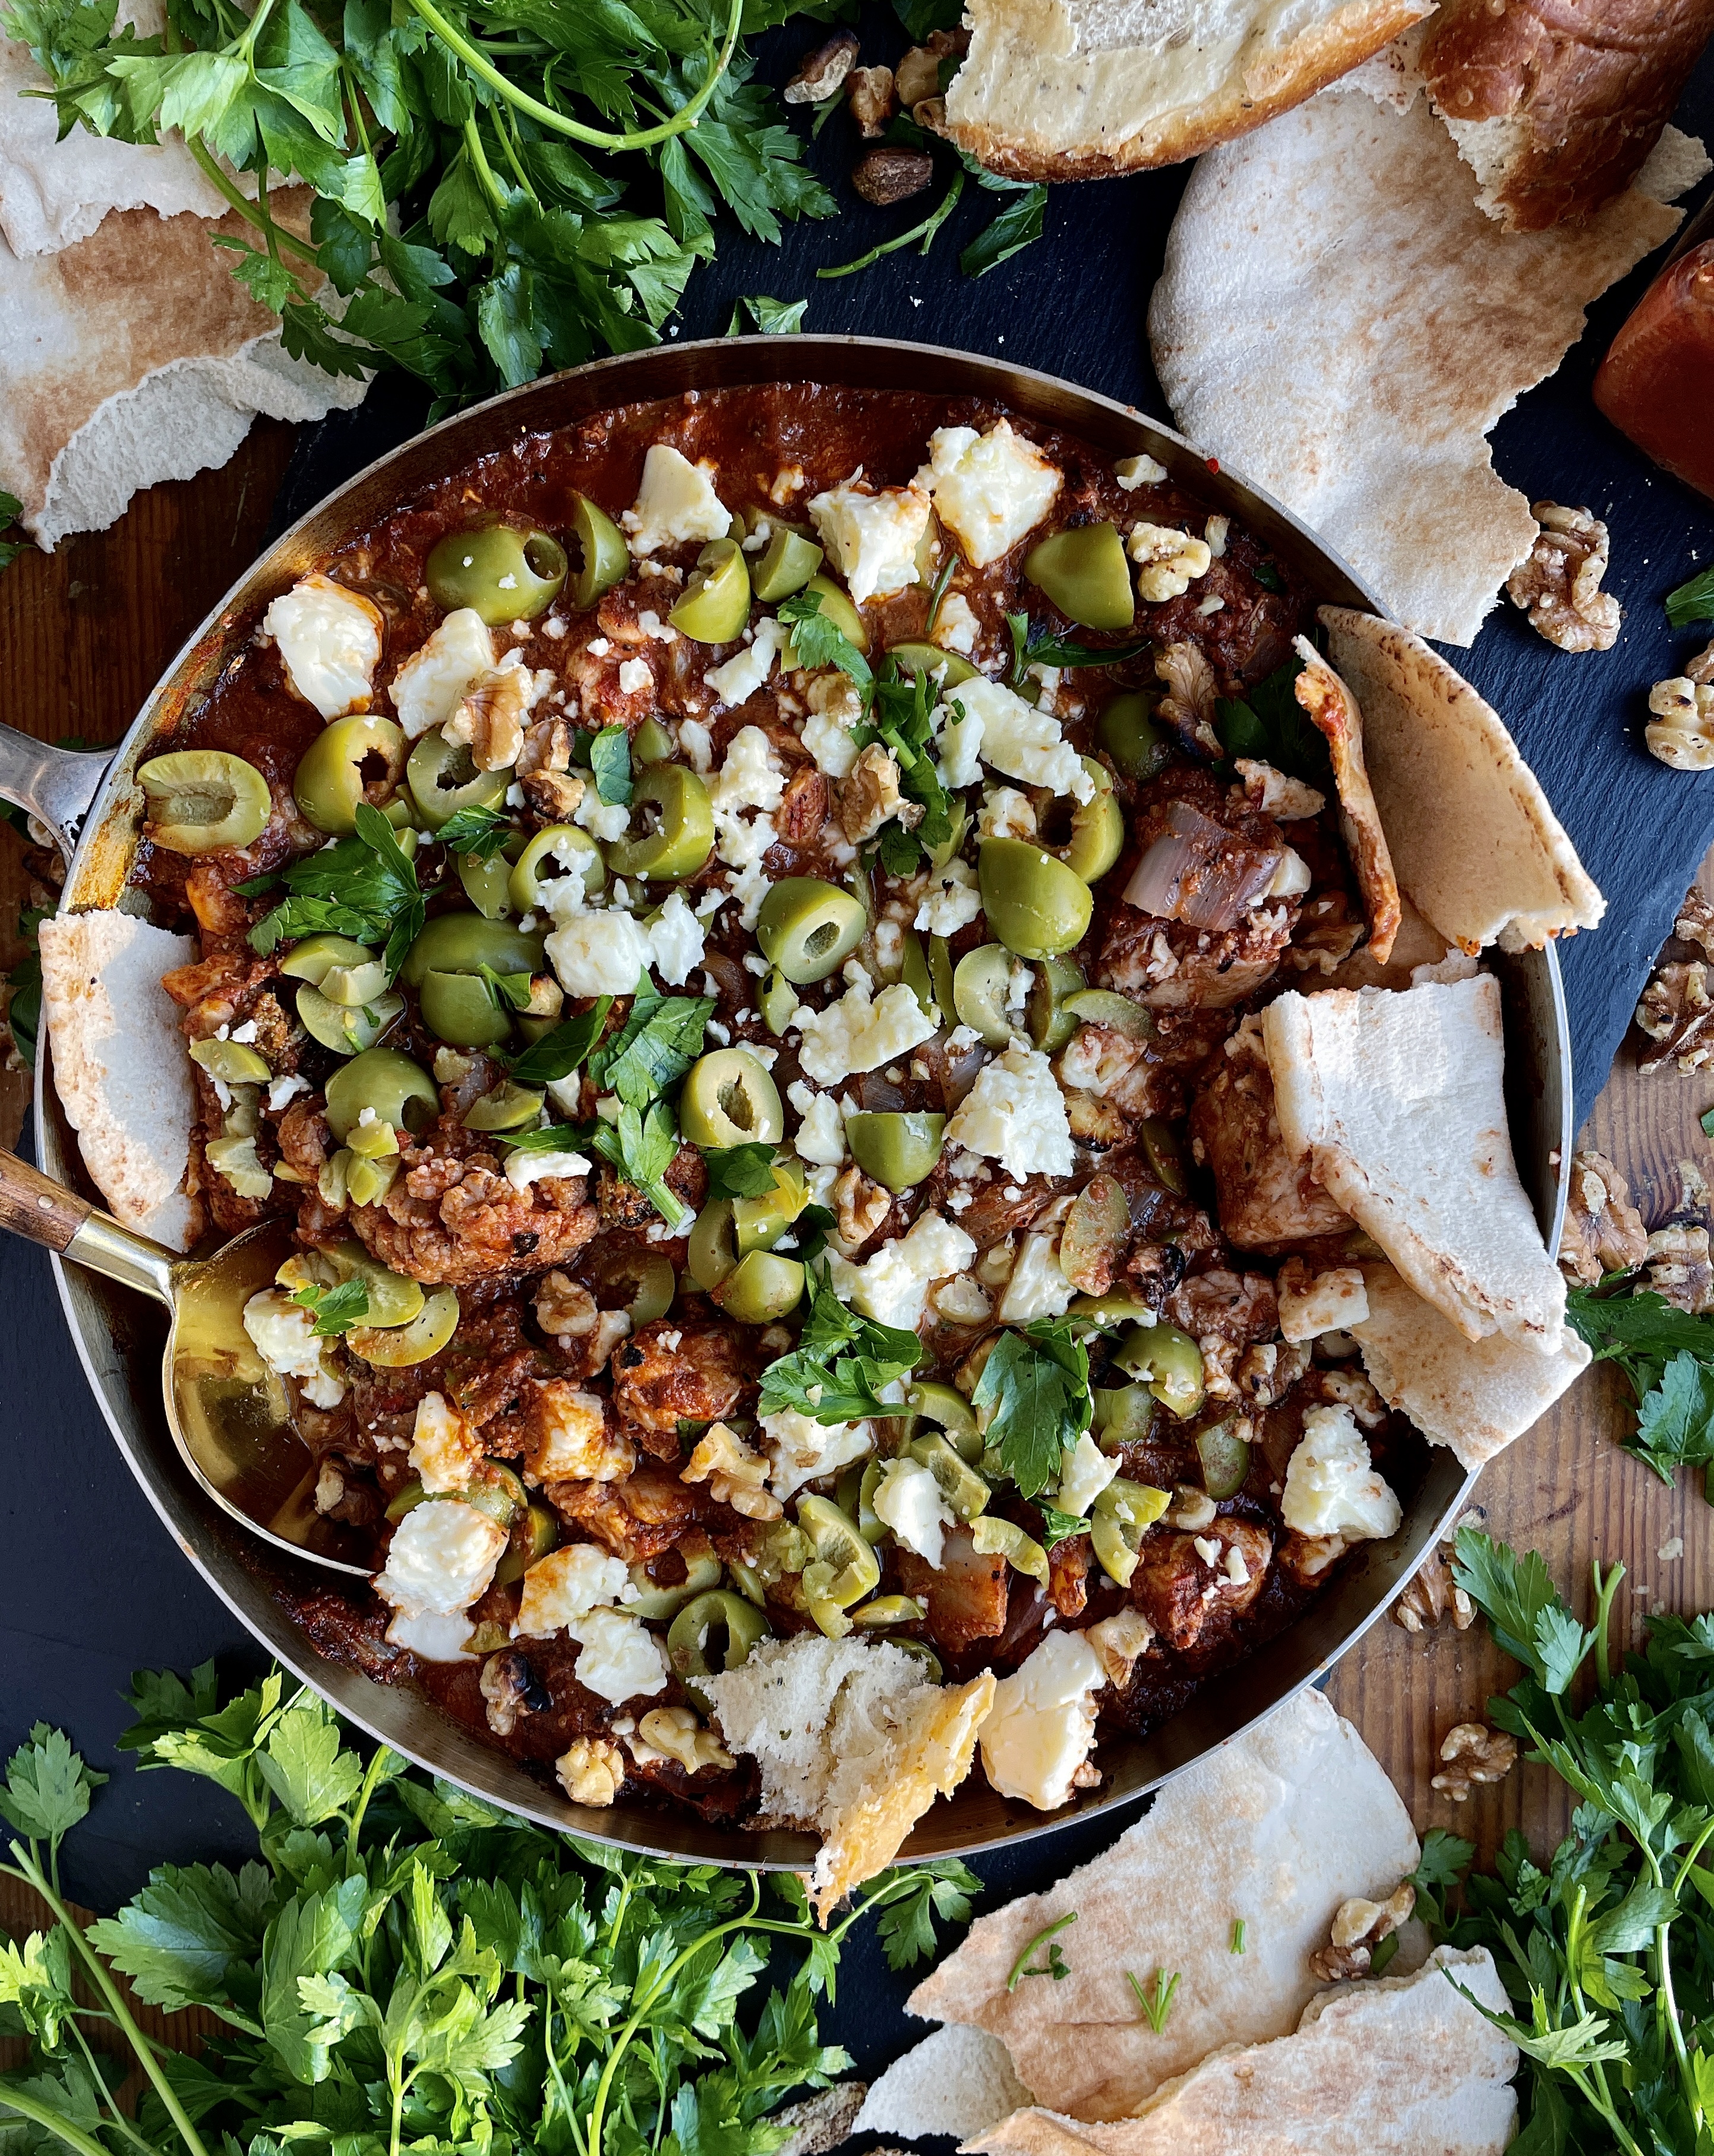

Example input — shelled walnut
[1393,1543,1475,1634]
[1505,501,1621,652]
[1646,642,1714,771]
[1558,1149,1648,1284]
[1637,959,1714,1074]
[1308,1881,1416,1981]
[1431,1722,1517,1801]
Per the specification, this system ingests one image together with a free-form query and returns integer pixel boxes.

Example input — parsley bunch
[1567,1283,1714,1492]
[759,1262,924,1422]
[0,1663,978,2156]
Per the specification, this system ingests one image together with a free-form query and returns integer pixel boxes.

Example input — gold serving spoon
[0,1148,373,1576]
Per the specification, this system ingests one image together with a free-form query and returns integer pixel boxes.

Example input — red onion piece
[1122,801,1283,930]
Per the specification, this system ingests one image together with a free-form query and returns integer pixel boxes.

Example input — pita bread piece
[1290,637,1400,965]
[1262,974,1565,1350]
[1,191,366,550]
[1318,607,1603,954]
[857,2024,1034,2144]
[971,1946,1517,2156]
[1353,1260,1590,1469]
[38,909,197,1252]
[1147,87,1692,643]
[940,0,1431,181]
[907,1687,1418,2120]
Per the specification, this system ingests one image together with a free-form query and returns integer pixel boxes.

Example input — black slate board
[5,20,1714,2091]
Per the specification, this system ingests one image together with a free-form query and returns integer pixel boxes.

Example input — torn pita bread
[1291,637,1399,965]
[1262,974,1566,1351]
[1353,1260,1590,1469]
[940,0,1431,181]
[970,1947,1517,2156]
[907,1687,1419,2120]
[1319,607,1604,953]
[38,909,197,1251]
[1,191,365,549]
[1147,86,1698,643]
[857,2025,1034,2143]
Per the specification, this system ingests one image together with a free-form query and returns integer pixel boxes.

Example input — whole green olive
[712,1248,804,1325]
[752,526,823,604]
[568,493,629,611]
[400,913,545,989]
[292,715,406,835]
[426,522,567,626]
[1046,757,1125,883]
[679,1049,785,1150]
[687,1199,739,1292]
[847,1110,945,1194]
[668,538,751,643]
[952,943,1016,1049]
[138,749,272,855]
[978,837,1094,960]
[1099,691,1172,780]
[780,573,868,668]
[420,968,512,1049]
[755,876,867,985]
[1023,522,1135,632]
[1058,1172,1130,1295]
[295,984,402,1055]
[887,640,980,688]
[324,1047,438,1144]
[406,727,510,831]
[1026,954,1086,1053]
[1196,1415,1251,1500]
[456,851,513,920]
[626,1550,722,1621]
[508,823,605,911]
[602,763,715,881]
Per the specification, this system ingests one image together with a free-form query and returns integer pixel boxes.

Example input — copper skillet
[0,337,1573,1868]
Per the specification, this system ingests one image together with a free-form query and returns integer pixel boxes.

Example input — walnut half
[1308,1880,1416,1981]
[1505,502,1621,652]
[1393,1544,1475,1634]
[1430,1722,1517,1801]
[557,1736,623,1807]
[1558,1148,1648,1284]
[1637,959,1714,1074]
[1646,642,1714,771]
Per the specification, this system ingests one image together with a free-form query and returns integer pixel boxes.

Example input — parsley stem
[463,114,509,215]
[1007,1909,1077,1992]
[400,0,743,150]
[186,140,323,279]
[817,168,965,280]
[0,2078,111,2156]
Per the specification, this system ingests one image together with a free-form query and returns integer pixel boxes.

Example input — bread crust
[940,0,1428,181]
[1422,0,1714,228]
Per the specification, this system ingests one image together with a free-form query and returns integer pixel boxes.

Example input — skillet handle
[0,727,116,860]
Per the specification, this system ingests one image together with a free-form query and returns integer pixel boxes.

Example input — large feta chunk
[934,693,985,789]
[705,617,788,708]
[503,1145,591,1194]
[1055,1432,1119,1518]
[788,1081,848,1166]
[759,1407,873,1501]
[373,1500,507,1618]
[871,1456,954,1567]
[514,1543,632,1637]
[1279,1264,1369,1342]
[409,1391,482,1494]
[569,1607,671,1705]
[801,672,863,779]
[948,674,1093,801]
[997,1230,1074,1324]
[919,421,1061,569]
[241,1288,346,1408]
[387,607,495,738]
[384,1609,478,1661]
[978,1629,1106,1810]
[946,1046,1074,1182]
[543,877,652,997]
[623,444,729,557]
[263,574,383,720]
[524,1383,629,1481]
[795,979,936,1087]
[1280,1405,1401,1542]
[830,1209,976,1331]
[808,480,930,606]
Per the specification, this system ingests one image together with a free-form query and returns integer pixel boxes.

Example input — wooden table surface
[1,422,1708,1869]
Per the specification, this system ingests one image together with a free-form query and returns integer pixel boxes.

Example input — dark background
[1,8,1712,2078]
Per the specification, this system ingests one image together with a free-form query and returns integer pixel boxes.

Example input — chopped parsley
[758,1263,923,1423]
[1666,567,1714,629]
[1005,612,1151,689]
[1230,1919,1246,1955]
[1128,1967,1181,2033]
[507,997,613,1086]
[857,661,954,873]
[972,1318,1094,1499]
[959,183,1047,279]
[1565,1283,1714,1491]
[777,585,873,694]
[287,1277,370,1337]
[705,1141,779,1199]
[0,488,25,573]
[249,803,423,976]
[1035,1502,1092,1548]
[433,803,512,857]
[1214,653,1330,788]
[1008,1911,1077,1991]
[589,722,633,807]
[590,991,714,1107]
[589,1098,692,1233]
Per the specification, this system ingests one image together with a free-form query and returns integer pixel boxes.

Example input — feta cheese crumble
[794,978,936,1087]
[1055,1432,1119,1518]
[263,575,382,720]
[828,1210,976,1330]
[622,444,730,557]
[871,1456,954,1567]
[801,672,864,779]
[788,1081,848,1166]
[373,1500,507,1620]
[705,617,788,708]
[934,591,980,655]
[996,1230,1074,1323]
[978,1629,1106,1810]
[945,674,1093,801]
[569,1608,671,1705]
[388,607,495,738]
[807,479,930,606]
[918,421,1060,568]
[514,1543,631,1637]
[946,1045,1074,1181]
[1280,1406,1401,1542]
[759,1407,872,1501]
[241,1288,346,1408]
[409,1391,483,1494]
[913,858,983,936]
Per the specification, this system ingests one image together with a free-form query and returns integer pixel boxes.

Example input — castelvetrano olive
[755,877,867,984]
[400,913,545,989]
[952,943,1015,1049]
[292,715,406,835]
[508,823,605,911]
[568,493,629,611]
[1023,522,1135,632]
[1050,757,1125,883]
[138,750,272,855]
[323,1047,439,1143]
[711,1248,804,1325]
[847,1110,945,1194]
[420,968,513,1049]
[1099,691,1172,780]
[978,836,1094,959]
[295,984,402,1055]
[425,522,567,624]
[678,1049,785,1150]
[752,526,823,604]
[603,764,715,881]
[406,726,510,831]
[668,538,751,643]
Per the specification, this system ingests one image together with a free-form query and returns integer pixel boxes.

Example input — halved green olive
[979,838,1094,961]
[1141,1116,1189,1195]
[1099,692,1172,781]
[401,914,545,989]
[1027,954,1086,1053]
[463,1078,545,1132]
[1071,1289,1159,1327]
[687,1199,739,1292]
[494,1502,560,1587]
[952,943,1016,1049]
[1090,1476,1170,1587]
[348,1284,459,1366]
[1093,1383,1155,1442]
[292,715,406,835]
[899,931,939,1022]
[319,955,391,1008]
[279,933,374,987]
[887,640,979,687]
[930,934,956,1024]
[753,526,823,603]
[1063,987,1156,1040]
[190,1036,271,1084]
[324,1047,438,1143]
[406,727,510,831]
[509,823,605,911]
[971,1514,1049,1585]
[908,1432,989,1521]
[456,851,513,920]
[926,794,970,873]
[295,984,403,1055]
[421,969,511,1050]
[760,965,798,1036]
[1024,522,1135,632]
[628,1549,722,1621]
[669,538,750,643]
[711,1249,804,1324]
[426,522,567,625]
[633,716,675,766]
[138,750,272,855]
[680,1049,784,1150]
[586,1243,677,1326]
[733,1161,808,1255]
[781,573,869,668]
[568,494,629,611]
[602,763,715,881]
[907,1380,981,1461]
[1059,1173,1130,1295]
[1046,758,1125,883]
[1197,1417,1251,1501]
[755,876,868,986]
[847,1110,944,1194]
[668,1589,770,1704]
[1113,1321,1206,1421]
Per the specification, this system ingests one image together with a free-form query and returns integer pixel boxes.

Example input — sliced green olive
[1090,1476,1170,1587]
[1047,758,1125,884]
[668,1589,770,1706]
[190,1036,272,1084]
[295,984,403,1055]
[402,913,545,989]
[907,1380,981,1461]
[324,1046,438,1143]
[847,1110,944,1194]
[733,1161,808,1255]
[279,932,375,987]
[469,1461,527,1533]
[347,1284,459,1366]
[1113,1321,1205,1421]
[851,1594,926,1628]
[781,573,869,668]
[888,639,979,687]
[426,523,567,625]
[602,763,715,881]
[1093,1383,1156,1442]
[138,749,271,855]
[1063,987,1156,1040]
[1027,954,1086,1053]
[292,715,406,835]
[679,1049,784,1150]
[926,794,970,873]
[1099,692,1172,781]
[756,876,867,986]
[711,1248,804,1324]
[668,538,750,643]
[687,1199,739,1292]
[569,494,629,611]
[1059,1173,1131,1295]
[1072,1289,1159,1327]
[979,838,1094,961]
[406,727,510,831]
[1141,1116,1189,1195]
[323,1242,425,1327]
[319,955,391,1008]
[509,823,605,911]
[456,851,514,920]
[628,1549,722,1621]
[798,1495,881,1605]
[384,1479,429,1522]
[494,1502,561,1588]
[1024,522,1135,632]
[753,526,823,603]
[1196,1417,1252,1501]
[952,942,1016,1049]
[345,1116,400,1160]
[843,1456,886,1542]
[929,934,956,1025]
[632,716,675,766]
[760,965,798,1036]
[586,1243,677,1326]
[908,1432,989,1521]
[898,930,939,1022]
[971,1514,1049,1585]
[206,1134,272,1199]
[463,1078,545,1132]
[421,969,512,1050]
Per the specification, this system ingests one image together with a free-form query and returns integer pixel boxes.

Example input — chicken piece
[610,1320,753,1437]
[352,1132,598,1286]
[894,1522,1009,1649]
[1188,1017,1350,1251]
[1131,1520,1271,1652]
[548,1461,712,1561]
[1166,1268,1279,1347]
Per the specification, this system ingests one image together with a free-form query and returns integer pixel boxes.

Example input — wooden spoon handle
[0,1148,93,1252]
